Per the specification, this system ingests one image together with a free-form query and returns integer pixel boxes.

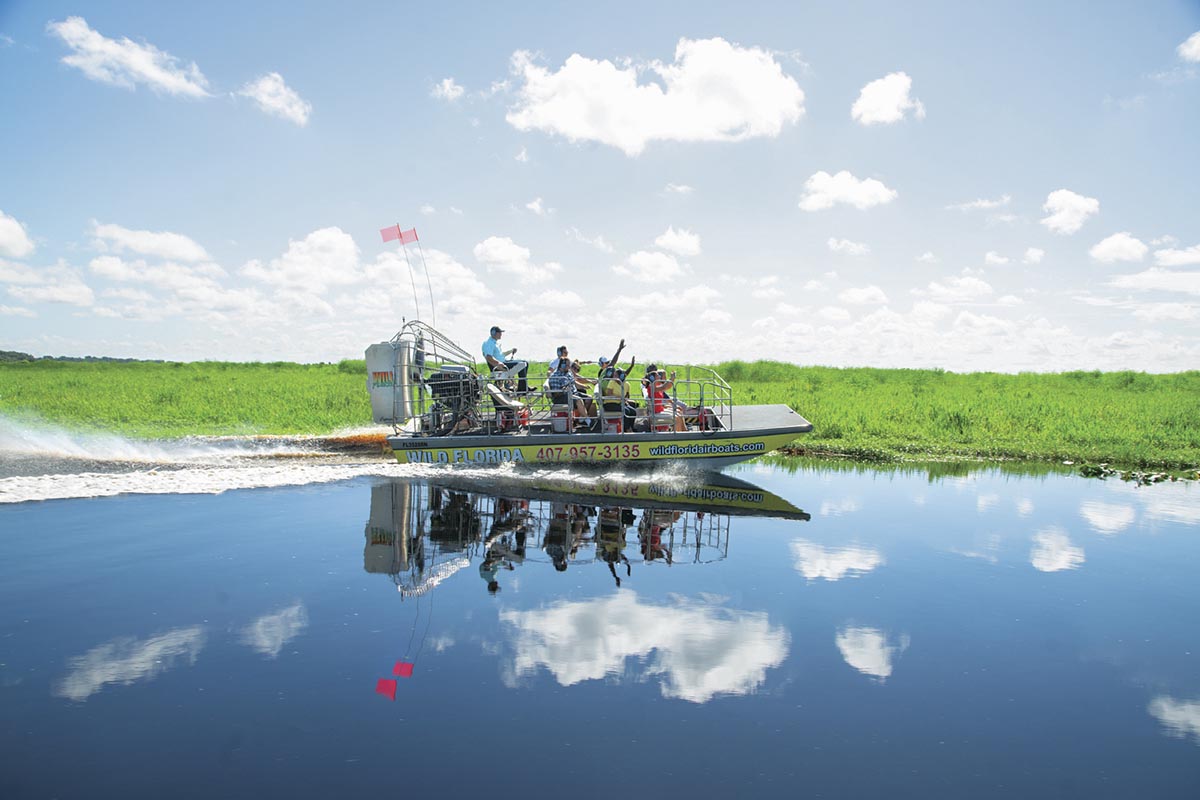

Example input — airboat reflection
[363,473,811,596]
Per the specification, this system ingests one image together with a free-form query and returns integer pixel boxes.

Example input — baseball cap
[490,325,504,334]
[598,356,610,365]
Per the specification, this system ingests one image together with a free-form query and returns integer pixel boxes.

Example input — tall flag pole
[414,236,436,330]
[380,223,422,322]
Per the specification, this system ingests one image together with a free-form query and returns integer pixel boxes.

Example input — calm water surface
[1,445,1198,798]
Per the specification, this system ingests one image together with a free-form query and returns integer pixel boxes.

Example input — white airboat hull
[387,404,812,470]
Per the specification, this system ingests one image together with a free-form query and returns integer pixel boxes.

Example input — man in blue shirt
[482,325,528,393]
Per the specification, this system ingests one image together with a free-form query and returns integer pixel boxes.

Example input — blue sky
[1,1,1198,370]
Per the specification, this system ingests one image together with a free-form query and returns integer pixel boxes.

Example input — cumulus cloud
[55,625,206,701]
[1149,695,1200,743]
[237,72,312,126]
[242,227,362,292]
[530,288,584,308]
[985,251,1009,266]
[514,146,529,162]
[851,71,925,125]
[1089,232,1148,263]
[92,221,209,262]
[1108,268,1200,295]
[1040,189,1099,235]
[1030,527,1084,572]
[836,626,908,679]
[525,197,548,216]
[431,77,465,101]
[0,210,36,259]
[1023,247,1045,264]
[240,602,308,658]
[613,250,686,282]
[473,236,561,284]
[917,274,994,303]
[568,227,614,253]
[790,538,883,580]
[1154,244,1200,266]
[46,16,210,98]
[655,226,701,256]
[799,170,897,211]
[916,251,938,264]
[665,183,695,195]
[828,237,869,255]
[6,260,96,307]
[506,37,804,156]
[1132,303,1196,322]
[1179,31,1200,63]
[946,195,1011,212]
[839,285,888,304]
[499,592,788,703]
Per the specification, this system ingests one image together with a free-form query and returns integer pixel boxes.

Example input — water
[1,430,1198,798]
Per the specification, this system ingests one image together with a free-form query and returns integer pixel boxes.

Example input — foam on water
[0,418,705,504]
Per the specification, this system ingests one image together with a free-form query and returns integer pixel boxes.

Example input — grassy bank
[1,359,1197,470]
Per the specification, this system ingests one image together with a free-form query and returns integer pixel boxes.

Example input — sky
[1,1,1198,371]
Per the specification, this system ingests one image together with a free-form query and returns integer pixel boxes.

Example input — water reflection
[363,473,811,597]
[240,602,309,658]
[1148,696,1200,745]
[789,538,884,581]
[835,625,909,681]
[499,593,790,703]
[1029,527,1085,572]
[55,625,207,701]
[1079,501,1136,534]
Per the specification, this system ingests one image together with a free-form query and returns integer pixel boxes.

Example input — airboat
[366,320,812,470]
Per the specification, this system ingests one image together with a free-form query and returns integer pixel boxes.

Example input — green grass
[1,359,1197,470]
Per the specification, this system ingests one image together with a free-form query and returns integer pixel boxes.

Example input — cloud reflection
[1079,501,1136,534]
[790,538,883,580]
[1029,527,1085,572]
[499,592,789,703]
[836,626,908,680]
[55,625,207,701]
[1148,695,1200,744]
[240,602,308,658]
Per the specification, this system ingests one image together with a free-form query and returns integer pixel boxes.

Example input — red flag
[393,661,414,678]
[375,678,398,700]
[398,227,418,245]
[380,224,401,242]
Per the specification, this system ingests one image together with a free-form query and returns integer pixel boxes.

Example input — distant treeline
[0,350,161,364]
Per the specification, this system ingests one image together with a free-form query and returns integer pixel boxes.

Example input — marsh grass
[1,359,1197,469]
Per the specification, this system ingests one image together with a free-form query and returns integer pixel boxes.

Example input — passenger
[643,364,686,431]
[548,358,593,430]
[600,359,638,433]
[482,325,528,394]
[597,338,628,378]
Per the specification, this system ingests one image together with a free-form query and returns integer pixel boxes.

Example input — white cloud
[0,210,35,258]
[419,204,436,215]
[799,170,897,211]
[827,237,869,255]
[8,274,95,307]
[473,236,561,284]
[1089,232,1148,263]
[0,34,13,47]
[985,251,1009,266]
[655,226,701,256]
[1079,501,1135,534]
[1040,189,1099,235]
[946,195,1011,211]
[46,16,210,98]
[241,227,361,292]
[818,305,851,322]
[240,602,308,658]
[530,288,584,308]
[1023,247,1045,264]
[236,72,311,126]
[0,304,35,317]
[431,77,465,101]
[54,625,206,701]
[665,183,694,195]
[92,221,209,262]
[1030,527,1084,572]
[918,274,994,303]
[851,71,925,125]
[1179,31,1200,62]
[568,227,614,253]
[499,592,788,703]
[1154,244,1200,266]
[839,285,888,304]
[996,294,1023,306]
[836,626,908,679]
[613,250,685,282]
[916,251,938,264]
[514,146,529,163]
[1149,695,1200,743]
[911,300,951,322]
[1108,268,1200,296]
[525,197,548,216]
[789,538,883,580]
[506,37,805,156]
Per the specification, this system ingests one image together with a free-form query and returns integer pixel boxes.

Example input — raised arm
[607,338,626,366]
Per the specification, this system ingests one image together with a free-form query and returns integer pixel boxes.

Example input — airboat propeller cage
[366,320,478,425]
